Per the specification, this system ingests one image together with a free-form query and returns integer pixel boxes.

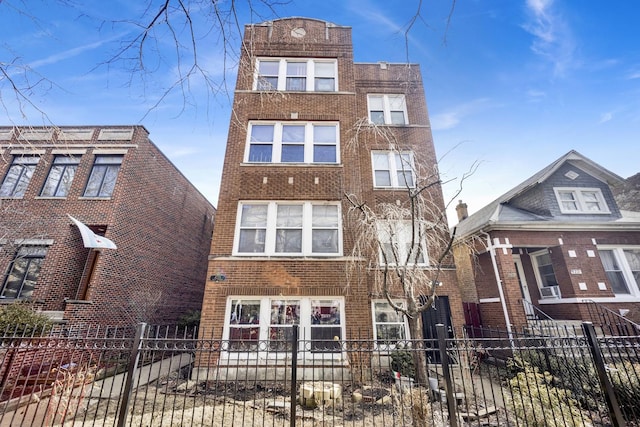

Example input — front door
[514,255,535,319]
[421,296,453,363]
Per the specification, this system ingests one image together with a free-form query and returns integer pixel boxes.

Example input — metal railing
[584,299,640,336]
[0,322,638,426]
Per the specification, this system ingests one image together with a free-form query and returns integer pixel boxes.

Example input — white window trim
[371,300,410,350]
[554,187,610,214]
[221,296,346,362]
[244,122,340,164]
[376,220,428,266]
[233,201,342,257]
[597,246,640,298]
[253,58,338,92]
[367,94,408,125]
[371,150,415,189]
[530,249,561,299]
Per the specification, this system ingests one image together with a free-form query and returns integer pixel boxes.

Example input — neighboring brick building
[0,126,215,327]
[453,150,640,333]
[198,17,463,372]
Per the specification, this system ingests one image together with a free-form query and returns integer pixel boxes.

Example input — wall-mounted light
[210,269,227,282]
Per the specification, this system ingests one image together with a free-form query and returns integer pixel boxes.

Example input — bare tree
[344,120,473,385]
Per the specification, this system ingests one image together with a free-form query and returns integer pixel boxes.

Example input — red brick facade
[453,151,640,330]
[199,18,464,351]
[0,126,215,327]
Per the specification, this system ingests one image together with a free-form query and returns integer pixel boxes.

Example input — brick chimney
[456,200,468,222]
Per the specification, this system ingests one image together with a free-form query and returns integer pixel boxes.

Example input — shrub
[608,361,640,419]
[177,309,200,329]
[0,301,53,337]
[507,358,588,427]
[390,349,415,378]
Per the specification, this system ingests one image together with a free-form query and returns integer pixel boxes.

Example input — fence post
[117,322,147,427]
[290,324,299,427]
[582,322,626,427]
[437,323,458,427]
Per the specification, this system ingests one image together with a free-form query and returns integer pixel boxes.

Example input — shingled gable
[454,150,627,238]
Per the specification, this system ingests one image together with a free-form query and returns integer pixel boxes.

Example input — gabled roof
[454,150,628,237]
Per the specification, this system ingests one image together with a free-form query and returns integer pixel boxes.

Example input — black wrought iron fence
[0,322,638,426]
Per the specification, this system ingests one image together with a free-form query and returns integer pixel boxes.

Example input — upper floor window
[255,58,337,92]
[598,248,640,296]
[246,122,339,164]
[554,187,609,214]
[41,155,79,197]
[372,300,409,349]
[372,151,415,188]
[83,155,123,198]
[0,155,40,198]
[377,220,427,266]
[235,201,341,256]
[368,95,408,125]
[1,246,47,299]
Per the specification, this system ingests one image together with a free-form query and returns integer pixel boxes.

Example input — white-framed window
[367,94,408,125]
[531,250,561,299]
[254,58,337,92]
[245,122,339,164]
[234,201,341,256]
[598,248,640,296]
[224,297,344,358]
[376,220,427,266]
[372,300,410,349]
[372,151,415,188]
[554,187,610,214]
[0,155,40,198]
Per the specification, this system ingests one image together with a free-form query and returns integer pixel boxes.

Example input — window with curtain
[599,249,632,294]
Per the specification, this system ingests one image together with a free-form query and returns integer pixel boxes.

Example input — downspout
[482,231,513,339]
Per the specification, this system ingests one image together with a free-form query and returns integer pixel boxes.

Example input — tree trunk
[407,315,429,386]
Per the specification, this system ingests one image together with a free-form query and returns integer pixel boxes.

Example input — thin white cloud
[599,112,614,124]
[627,69,640,80]
[27,33,126,70]
[526,89,546,102]
[522,0,576,76]
[431,98,493,130]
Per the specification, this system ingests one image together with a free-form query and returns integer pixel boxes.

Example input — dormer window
[554,188,610,214]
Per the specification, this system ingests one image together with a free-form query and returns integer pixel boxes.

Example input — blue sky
[1,0,639,224]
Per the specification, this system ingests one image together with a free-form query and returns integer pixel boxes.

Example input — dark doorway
[421,296,453,363]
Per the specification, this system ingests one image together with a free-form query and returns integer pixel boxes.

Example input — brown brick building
[198,17,463,370]
[0,126,215,327]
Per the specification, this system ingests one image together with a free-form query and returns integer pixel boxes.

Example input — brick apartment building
[0,126,215,327]
[453,150,640,333]
[198,17,463,371]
